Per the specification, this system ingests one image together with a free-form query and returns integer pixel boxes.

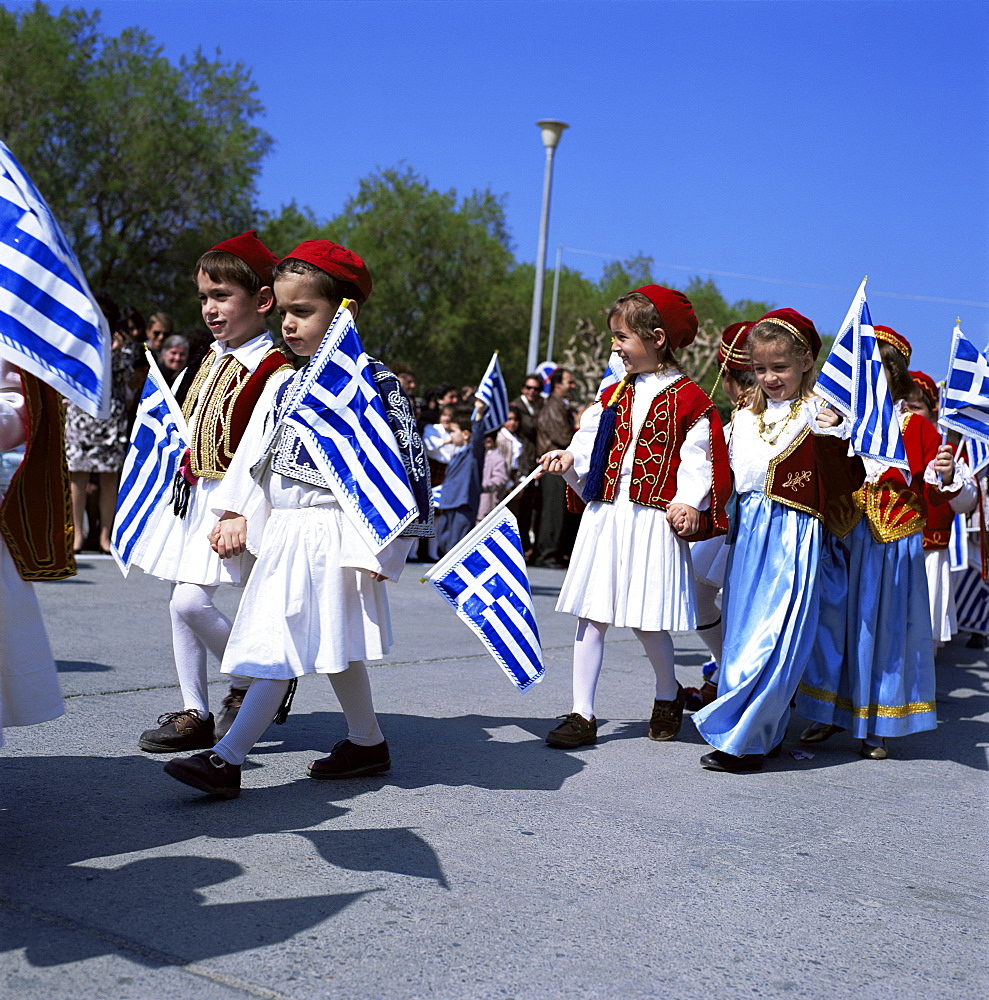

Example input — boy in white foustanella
[135,231,293,754]
[164,240,431,798]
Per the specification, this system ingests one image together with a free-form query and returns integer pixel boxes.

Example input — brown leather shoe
[798,723,844,744]
[648,684,686,741]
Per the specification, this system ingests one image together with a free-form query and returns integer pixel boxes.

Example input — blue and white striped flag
[596,353,625,400]
[0,141,110,417]
[964,435,989,474]
[948,513,968,573]
[278,305,417,552]
[953,565,989,633]
[111,352,189,574]
[816,279,908,470]
[474,351,509,435]
[424,505,544,692]
[938,323,989,445]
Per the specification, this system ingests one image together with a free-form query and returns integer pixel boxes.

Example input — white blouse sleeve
[672,415,712,511]
[0,360,27,451]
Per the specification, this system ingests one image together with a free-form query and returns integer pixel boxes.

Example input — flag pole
[421,467,542,583]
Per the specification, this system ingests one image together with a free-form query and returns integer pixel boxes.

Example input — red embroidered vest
[596,376,732,542]
[182,348,292,479]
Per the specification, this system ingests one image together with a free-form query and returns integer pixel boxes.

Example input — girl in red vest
[692,310,864,771]
[797,329,961,759]
[538,285,731,750]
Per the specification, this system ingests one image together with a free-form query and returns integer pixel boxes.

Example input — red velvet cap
[875,325,911,361]
[754,308,822,360]
[283,240,372,303]
[718,321,754,374]
[910,370,938,412]
[209,230,278,286]
[630,285,698,349]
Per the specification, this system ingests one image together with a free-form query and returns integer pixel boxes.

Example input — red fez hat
[875,325,911,361]
[283,240,373,303]
[630,285,698,349]
[755,308,822,360]
[910,370,938,412]
[718,321,754,374]
[209,230,278,286]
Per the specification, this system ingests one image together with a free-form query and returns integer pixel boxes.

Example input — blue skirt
[693,492,821,755]
[796,521,936,737]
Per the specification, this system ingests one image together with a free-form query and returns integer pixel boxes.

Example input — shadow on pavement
[55,660,112,672]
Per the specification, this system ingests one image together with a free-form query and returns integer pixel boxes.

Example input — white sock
[212,678,290,765]
[328,661,384,747]
[694,581,723,664]
[170,582,231,718]
[572,618,608,720]
[633,628,678,701]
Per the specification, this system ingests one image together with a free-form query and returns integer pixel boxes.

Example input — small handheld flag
[474,351,509,435]
[277,304,418,552]
[815,279,908,470]
[596,354,625,401]
[423,469,544,692]
[0,141,110,417]
[938,322,989,446]
[111,352,189,574]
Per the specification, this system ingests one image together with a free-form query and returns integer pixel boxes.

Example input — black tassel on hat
[582,376,633,502]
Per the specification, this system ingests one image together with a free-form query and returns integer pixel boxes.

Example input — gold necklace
[757,399,802,445]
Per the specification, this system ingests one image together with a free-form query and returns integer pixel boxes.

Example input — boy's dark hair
[548,367,571,389]
[194,249,263,295]
[447,406,474,432]
[274,258,365,307]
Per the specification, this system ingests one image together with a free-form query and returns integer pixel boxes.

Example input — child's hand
[816,406,841,428]
[212,512,247,558]
[538,450,574,476]
[666,503,700,537]
[368,571,387,582]
[934,443,955,486]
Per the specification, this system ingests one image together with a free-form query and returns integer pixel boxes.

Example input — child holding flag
[797,329,963,758]
[164,241,428,798]
[134,232,293,754]
[538,285,732,749]
[691,310,864,771]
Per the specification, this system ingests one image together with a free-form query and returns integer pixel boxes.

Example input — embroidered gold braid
[797,683,935,719]
[185,355,251,479]
[629,377,691,509]
[856,482,924,543]
[765,425,819,519]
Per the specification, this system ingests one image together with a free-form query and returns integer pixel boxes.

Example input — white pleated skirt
[1,542,63,744]
[556,491,696,630]
[924,548,957,642]
[134,476,252,586]
[220,505,393,679]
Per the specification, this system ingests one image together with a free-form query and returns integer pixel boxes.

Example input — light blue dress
[796,519,936,737]
[693,491,821,755]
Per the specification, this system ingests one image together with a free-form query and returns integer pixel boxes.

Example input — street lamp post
[526,119,568,374]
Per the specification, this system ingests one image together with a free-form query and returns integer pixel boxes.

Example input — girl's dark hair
[607,292,681,372]
[194,249,262,295]
[120,305,145,339]
[878,341,915,403]
[747,320,816,414]
[273,258,364,307]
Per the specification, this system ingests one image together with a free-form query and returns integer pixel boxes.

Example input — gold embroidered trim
[798,683,935,719]
[825,493,861,538]
[762,317,811,354]
[857,482,924,543]
[764,426,820,519]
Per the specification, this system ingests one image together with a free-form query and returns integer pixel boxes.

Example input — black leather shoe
[545,713,597,748]
[648,685,686,741]
[139,711,215,753]
[307,739,391,779]
[700,749,765,772]
[164,751,240,798]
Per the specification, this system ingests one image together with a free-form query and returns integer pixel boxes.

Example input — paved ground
[1,555,987,1000]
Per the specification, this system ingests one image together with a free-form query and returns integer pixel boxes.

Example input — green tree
[324,166,521,386]
[0,3,270,322]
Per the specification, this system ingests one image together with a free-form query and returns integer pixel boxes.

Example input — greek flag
[816,279,908,470]
[938,323,989,445]
[0,141,110,417]
[596,354,625,400]
[423,500,544,692]
[965,435,989,474]
[953,565,989,633]
[111,352,189,574]
[474,351,509,434]
[278,305,417,551]
[949,513,968,573]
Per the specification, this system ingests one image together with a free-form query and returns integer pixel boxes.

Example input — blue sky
[13,0,989,377]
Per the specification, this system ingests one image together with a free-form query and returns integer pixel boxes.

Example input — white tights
[170,583,233,718]
[212,661,384,766]
[571,617,679,721]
